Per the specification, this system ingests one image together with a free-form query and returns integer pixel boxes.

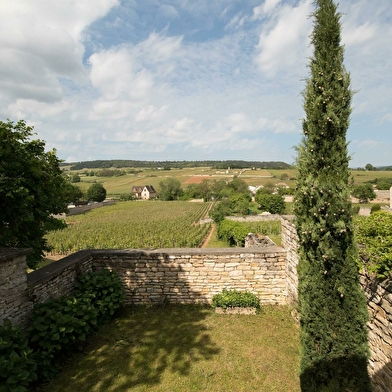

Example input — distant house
[131,185,157,200]
[248,185,263,195]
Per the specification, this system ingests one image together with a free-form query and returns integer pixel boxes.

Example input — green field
[66,165,392,198]
[46,201,212,255]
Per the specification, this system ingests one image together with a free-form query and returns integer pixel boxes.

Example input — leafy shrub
[351,204,360,215]
[352,183,376,203]
[74,269,124,319]
[370,203,381,213]
[44,216,67,232]
[217,219,281,246]
[29,296,99,379]
[0,320,37,392]
[212,289,260,310]
[217,220,249,246]
[255,193,285,214]
[355,211,392,278]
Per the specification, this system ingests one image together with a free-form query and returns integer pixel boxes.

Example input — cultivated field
[46,201,212,255]
[66,165,392,198]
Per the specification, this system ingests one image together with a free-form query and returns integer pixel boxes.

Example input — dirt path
[199,223,216,248]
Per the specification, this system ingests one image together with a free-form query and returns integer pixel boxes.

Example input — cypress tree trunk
[294,1,371,390]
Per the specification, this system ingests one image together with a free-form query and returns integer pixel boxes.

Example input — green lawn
[40,305,300,392]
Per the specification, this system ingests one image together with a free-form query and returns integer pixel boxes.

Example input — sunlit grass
[40,305,300,392]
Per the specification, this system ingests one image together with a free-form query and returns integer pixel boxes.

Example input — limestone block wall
[89,248,288,305]
[0,249,33,329]
[360,272,392,391]
[280,216,299,306]
[27,250,93,305]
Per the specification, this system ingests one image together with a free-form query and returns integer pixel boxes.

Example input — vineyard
[46,201,212,254]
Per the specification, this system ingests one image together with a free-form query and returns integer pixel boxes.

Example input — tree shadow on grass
[47,304,220,392]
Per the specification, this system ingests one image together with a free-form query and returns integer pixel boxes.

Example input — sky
[1,0,391,167]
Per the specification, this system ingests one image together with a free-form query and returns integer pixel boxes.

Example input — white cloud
[1,0,391,167]
[343,22,376,46]
[253,0,281,19]
[254,0,312,77]
[0,0,119,103]
[8,99,70,118]
[160,4,179,19]
[258,117,299,134]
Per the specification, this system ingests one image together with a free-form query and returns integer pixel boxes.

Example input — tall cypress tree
[294,0,371,390]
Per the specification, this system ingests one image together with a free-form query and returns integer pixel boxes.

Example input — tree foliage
[64,183,84,204]
[293,1,371,390]
[0,120,69,268]
[255,190,285,214]
[158,177,183,201]
[355,211,392,278]
[352,183,376,203]
[86,183,107,202]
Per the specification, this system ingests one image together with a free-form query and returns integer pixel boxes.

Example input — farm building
[131,185,157,200]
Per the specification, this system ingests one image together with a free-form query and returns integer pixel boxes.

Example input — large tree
[158,178,183,201]
[87,183,107,202]
[0,120,69,268]
[294,1,371,390]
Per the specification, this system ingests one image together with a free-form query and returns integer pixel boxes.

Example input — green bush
[370,203,381,214]
[217,220,249,246]
[74,269,124,319]
[351,204,360,215]
[29,297,99,379]
[212,289,260,310]
[217,219,281,246]
[0,320,37,392]
[355,211,392,278]
[255,193,285,214]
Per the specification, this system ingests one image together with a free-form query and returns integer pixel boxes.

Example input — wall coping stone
[0,248,31,263]
[90,247,286,256]
[27,250,92,285]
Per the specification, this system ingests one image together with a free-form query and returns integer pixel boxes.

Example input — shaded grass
[39,305,300,392]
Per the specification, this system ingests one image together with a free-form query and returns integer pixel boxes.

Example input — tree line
[66,159,292,171]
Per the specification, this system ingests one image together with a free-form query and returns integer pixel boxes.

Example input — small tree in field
[87,183,107,202]
[294,1,371,390]
[352,183,376,203]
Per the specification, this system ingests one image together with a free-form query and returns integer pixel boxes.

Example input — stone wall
[89,248,287,305]
[28,250,93,305]
[281,216,299,308]
[360,272,392,391]
[0,249,33,330]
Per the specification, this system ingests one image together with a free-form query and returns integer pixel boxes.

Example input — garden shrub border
[0,269,124,390]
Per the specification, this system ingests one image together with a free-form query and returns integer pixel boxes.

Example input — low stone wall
[89,248,287,305]
[27,250,93,305]
[1,247,287,328]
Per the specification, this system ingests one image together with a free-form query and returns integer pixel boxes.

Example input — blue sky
[1,0,391,167]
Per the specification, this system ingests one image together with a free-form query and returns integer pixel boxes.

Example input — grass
[39,304,300,392]
[205,224,229,248]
